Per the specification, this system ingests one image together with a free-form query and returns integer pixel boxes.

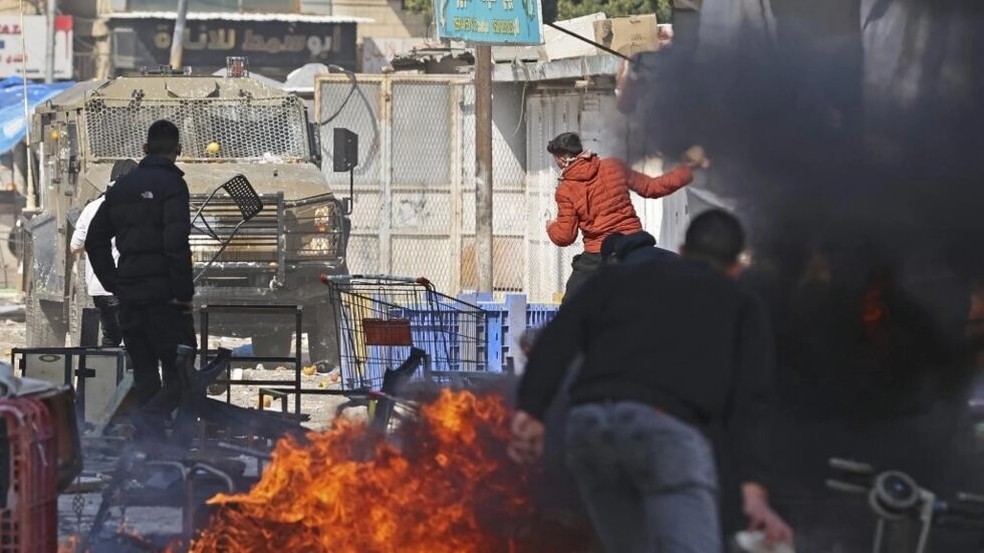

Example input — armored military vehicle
[23,68,349,364]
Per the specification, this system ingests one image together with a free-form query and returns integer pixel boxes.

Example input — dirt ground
[0,290,25,361]
[0,316,25,361]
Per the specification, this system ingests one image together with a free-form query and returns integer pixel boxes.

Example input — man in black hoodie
[510,210,793,552]
[85,120,196,423]
[600,230,677,266]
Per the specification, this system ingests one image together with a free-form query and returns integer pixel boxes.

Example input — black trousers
[120,301,197,412]
[563,252,604,303]
[92,295,123,347]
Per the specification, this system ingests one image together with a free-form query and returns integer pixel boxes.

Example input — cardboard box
[593,14,660,57]
[542,13,608,61]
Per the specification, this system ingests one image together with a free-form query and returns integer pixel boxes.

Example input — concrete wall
[328,0,428,43]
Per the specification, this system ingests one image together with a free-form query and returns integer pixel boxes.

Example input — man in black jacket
[600,230,677,265]
[509,210,793,552]
[85,120,196,424]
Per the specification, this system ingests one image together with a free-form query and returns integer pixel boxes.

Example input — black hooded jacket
[85,155,194,304]
[601,230,678,265]
[518,253,776,488]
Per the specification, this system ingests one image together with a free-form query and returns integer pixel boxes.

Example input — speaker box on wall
[333,128,359,172]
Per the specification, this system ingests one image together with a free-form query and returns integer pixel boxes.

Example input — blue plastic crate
[459,296,559,373]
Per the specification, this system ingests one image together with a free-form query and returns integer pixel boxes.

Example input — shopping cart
[320,275,490,429]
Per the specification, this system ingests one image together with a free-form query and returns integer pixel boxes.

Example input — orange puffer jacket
[547,153,694,253]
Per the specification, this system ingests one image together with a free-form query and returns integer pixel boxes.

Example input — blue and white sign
[435,0,543,45]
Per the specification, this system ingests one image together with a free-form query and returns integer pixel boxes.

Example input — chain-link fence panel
[392,82,454,189]
[317,78,385,278]
[491,84,528,294]
[459,83,529,296]
[315,74,575,302]
[389,80,462,292]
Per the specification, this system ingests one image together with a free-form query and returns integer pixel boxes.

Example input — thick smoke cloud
[626,1,984,549]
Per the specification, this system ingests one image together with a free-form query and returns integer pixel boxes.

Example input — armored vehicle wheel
[305,303,339,368]
[68,267,95,346]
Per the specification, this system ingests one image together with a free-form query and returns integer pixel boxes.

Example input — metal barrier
[11,347,126,424]
[199,305,304,415]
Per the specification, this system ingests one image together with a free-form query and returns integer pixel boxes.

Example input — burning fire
[191,389,587,553]
[58,537,80,553]
[862,276,890,346]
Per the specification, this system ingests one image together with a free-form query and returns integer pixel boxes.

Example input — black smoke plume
[627,1,984,550]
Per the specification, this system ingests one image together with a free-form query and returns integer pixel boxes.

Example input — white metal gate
[316,75,694,302]
[316,75,529,298]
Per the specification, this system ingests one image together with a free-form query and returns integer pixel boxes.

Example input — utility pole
[474,45,494,293]
[44,0,55,83]
[169,0,189,69]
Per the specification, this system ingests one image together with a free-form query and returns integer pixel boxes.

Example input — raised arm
[626,163,694,199]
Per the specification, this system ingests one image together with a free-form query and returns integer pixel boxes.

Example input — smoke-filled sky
[631,0,984,400]
[627,2,984,547]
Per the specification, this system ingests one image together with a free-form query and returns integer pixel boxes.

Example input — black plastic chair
[191,174,264,284]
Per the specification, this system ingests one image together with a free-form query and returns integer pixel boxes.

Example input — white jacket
[70,196,119,297]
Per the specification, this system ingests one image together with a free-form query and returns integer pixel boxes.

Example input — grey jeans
[566,401,722,553]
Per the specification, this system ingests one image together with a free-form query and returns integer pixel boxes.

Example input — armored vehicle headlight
[313,206,332,232]
[298,236,337,257]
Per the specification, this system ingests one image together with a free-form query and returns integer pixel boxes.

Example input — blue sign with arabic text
[435,0,543,45]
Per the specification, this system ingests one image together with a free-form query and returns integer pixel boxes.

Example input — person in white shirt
[70,159,137,347]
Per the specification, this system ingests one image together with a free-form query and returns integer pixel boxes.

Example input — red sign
[0,15,73,79]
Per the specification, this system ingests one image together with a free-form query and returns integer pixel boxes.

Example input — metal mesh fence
[314,75,566,303]
[318,78,385,279]
[83,96,309,161]
[390,81,459,294]
[459,83,529,295]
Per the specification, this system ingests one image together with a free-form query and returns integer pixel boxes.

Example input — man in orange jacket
[545,132,707,300]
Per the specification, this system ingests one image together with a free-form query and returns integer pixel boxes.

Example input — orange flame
[58,536,80,553]
[191,389,587,553]
[862,277,889,345]
[861,287,885,324]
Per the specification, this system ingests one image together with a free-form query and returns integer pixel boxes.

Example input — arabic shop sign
[114,19,357,72]
[435,0,543,44]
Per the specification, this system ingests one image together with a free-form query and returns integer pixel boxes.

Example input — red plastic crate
[0,397,57,553]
